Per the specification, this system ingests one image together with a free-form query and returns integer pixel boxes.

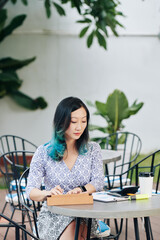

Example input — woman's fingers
[67,188,82,194]
[51,185,64,195]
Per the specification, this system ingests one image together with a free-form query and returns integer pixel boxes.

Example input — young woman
[26,97,105,240]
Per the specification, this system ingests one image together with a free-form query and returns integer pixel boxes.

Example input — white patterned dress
[26,142,104,240]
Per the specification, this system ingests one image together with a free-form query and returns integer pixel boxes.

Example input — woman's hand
[67,187,82,194]
[44,185,64,198]
[50,185,64,195]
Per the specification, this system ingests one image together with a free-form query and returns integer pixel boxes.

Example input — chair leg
[125,218,128,240]
[133,218,140,240]
[3,208,15,240]
[75,217,80,240]
[144,217,154,240]
[87,218,92,240]
[1,202,8,214]
[26,210,33,231]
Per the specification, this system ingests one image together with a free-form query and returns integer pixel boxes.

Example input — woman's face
[65,107,87,142]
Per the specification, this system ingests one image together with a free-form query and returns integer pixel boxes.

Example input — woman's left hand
[67,187,82,194]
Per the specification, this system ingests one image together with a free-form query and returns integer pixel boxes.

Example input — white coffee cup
[139,172,154,197]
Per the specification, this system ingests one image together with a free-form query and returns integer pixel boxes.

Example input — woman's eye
[71,121,77,124]
[82,121,87,123]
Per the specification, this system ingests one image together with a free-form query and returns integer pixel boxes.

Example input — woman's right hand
[46,185,64,196]
[30,186,64,201]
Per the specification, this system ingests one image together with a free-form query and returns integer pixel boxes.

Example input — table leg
[105,164,111,190]
[75,217,80,240]
[87,218,92,240]
[144,217,154,240]
[125,218,128,240]
[133,218,140,240]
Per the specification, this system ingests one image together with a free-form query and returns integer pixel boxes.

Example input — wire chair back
[0,135,37,156]
[105,131,142,189]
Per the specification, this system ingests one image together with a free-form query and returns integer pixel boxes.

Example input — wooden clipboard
[47,193,93,206]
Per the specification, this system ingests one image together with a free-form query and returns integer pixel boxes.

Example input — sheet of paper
[92,191,128,203]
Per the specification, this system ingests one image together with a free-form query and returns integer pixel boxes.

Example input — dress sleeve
[88,142,104,191]
[25,145,46,199]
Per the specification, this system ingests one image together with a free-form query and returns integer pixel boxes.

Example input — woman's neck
[66,139,76,151]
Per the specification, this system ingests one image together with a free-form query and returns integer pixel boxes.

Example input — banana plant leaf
[124,100,144,118]
[0,14,26,42]
[106,89,144,132]
[10,90,48,110]
[89,124,107,133]
[90,137,106,149]
[87,89,144,146]
[0,57,36,71]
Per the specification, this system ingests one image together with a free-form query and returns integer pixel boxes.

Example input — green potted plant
[87,89,144,148]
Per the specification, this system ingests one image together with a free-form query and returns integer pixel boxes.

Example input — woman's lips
[74,133,81,136]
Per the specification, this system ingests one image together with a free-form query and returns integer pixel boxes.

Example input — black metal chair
[107,149,160,240]
[0,150,35,239]
[0,134,37,155]
[104,131,142,190]
[0,135,37,218]
[18,167,44,239]
[0,213,39,239]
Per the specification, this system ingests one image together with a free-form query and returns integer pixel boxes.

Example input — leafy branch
[3,0,125,50]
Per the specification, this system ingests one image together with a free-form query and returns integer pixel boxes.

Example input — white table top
[101,149,121,164]
[48,195,160,219]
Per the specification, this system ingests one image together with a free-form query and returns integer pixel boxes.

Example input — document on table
[92,191,128,203]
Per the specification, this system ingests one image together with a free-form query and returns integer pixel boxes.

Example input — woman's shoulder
[87,141,101,152]
[35,144,48,155]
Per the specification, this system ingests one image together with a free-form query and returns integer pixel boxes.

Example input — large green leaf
[0,84,7,98]
[0,14,26,42]
[89,124,107,133]
[21,0,28,5]
[44,0,51,18]
[53,2,66,16]
[0,57,36,71]
[96,30,107,50]
[0,72,22,92]
[106,89,129,130]
[0,9,7,31]
[10,0,17,3]
[95,101,107,116]
[127,100,144,116]
[87,30,94,48]
[10,90,48,110]
[79,26,90,38]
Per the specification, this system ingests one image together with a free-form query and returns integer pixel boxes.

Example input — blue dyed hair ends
[47,97,90,161]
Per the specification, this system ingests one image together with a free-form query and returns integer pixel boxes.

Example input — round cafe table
[48,195,160,240]
[101,150,122,186]
[101,149,121,165]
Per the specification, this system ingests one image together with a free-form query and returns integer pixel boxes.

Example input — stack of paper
[92,191,128,203]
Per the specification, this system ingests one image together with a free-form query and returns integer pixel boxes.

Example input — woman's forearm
[84,183,96,194]
[29,188,51,201]
[29,185,64,201]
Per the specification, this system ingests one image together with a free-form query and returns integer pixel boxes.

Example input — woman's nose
[76,122,82,130]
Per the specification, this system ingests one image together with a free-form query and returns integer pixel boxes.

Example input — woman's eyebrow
[71,116,87,119]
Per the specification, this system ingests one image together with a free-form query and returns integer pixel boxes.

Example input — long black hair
[46,97,90,161]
